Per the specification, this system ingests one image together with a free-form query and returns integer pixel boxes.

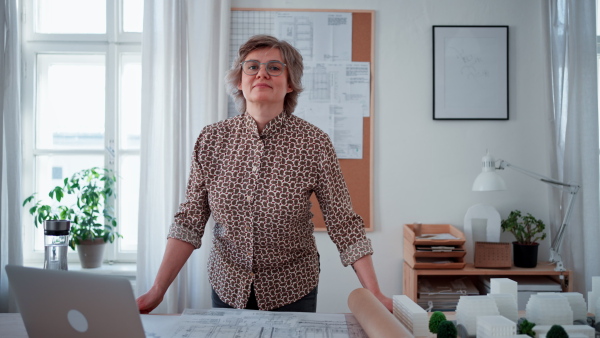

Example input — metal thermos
[43,220,70,270]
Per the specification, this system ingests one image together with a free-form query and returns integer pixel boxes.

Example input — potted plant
[23,167,122,268]
[501,210,547,268]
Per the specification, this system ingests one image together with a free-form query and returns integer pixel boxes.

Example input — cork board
[231,9,375,231]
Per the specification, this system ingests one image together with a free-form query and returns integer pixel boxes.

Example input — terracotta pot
[512,241,539,268]
[76,239,107,268]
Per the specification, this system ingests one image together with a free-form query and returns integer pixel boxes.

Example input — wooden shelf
[403,261,572,303]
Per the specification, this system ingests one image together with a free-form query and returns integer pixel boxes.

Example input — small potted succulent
[501,210,546,268]
[23,167,122,268]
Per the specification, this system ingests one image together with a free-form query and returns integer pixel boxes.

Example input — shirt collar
[244,111,290,139]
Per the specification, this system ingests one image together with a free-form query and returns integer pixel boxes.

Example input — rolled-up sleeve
[314,136,373,266]
[168,130,212,248]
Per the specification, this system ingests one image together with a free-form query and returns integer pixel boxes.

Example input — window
[21,0,143,263]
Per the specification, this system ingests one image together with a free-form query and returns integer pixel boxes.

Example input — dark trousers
[211,285,318,312]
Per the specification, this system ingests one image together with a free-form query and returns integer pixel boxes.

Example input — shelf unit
[403,262,572,303]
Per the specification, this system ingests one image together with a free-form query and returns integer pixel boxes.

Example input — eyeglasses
[240,60,287,77]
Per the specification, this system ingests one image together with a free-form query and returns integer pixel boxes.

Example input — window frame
[21,0,141,264]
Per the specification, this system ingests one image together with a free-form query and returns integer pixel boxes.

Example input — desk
[3,310,516,338]
[0,313,26,338]
[0,311,415,338]
[403,262,572,303]
[0,313,183,337]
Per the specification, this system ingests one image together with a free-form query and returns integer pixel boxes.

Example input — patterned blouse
[168,111,373,310]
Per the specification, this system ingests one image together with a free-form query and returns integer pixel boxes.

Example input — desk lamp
[472,151,580,271]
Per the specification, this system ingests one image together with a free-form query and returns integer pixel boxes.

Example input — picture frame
[433,26,509,120]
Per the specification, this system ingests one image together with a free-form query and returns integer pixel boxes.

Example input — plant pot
[512,241,539,268]
[76,239,107,268]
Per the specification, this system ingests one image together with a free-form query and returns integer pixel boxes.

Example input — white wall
[232,0,553,313]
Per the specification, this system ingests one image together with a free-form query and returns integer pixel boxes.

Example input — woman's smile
[253,82,272,89]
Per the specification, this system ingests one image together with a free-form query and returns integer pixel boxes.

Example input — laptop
[5,265,145,338]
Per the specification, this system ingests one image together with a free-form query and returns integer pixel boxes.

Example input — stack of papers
[417,276,480,311]
[163,308,368,338]
[416,233,460,240]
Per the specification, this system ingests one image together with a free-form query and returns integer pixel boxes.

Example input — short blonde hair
[226,35,304,113]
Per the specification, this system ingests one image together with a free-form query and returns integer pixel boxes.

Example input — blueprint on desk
[167,308,368,338]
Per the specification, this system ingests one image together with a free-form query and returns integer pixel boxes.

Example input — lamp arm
[497,159,581,271]
[549,187,579,271]
[497,160,579,190]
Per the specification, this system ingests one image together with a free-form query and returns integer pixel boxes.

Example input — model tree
[546,325,568,338]
[518,319,536,337]
[436,320,458,338]
[429,311,447,333]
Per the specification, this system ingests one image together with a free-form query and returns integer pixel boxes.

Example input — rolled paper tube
[348,288,408,337]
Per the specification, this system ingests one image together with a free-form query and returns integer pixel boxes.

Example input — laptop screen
[5,265,145,338]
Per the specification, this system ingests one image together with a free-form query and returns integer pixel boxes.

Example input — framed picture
[433,26,509,120]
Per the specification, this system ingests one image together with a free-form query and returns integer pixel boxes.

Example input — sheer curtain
[136,0,230,313]
[0,0,22,313]
[548,0,600,295]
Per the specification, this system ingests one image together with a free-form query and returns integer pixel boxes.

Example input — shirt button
[252,166,258,172]
[246,196,252,202]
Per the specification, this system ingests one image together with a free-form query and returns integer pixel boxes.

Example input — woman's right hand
[136,238,196,314]
[136,287,165,314]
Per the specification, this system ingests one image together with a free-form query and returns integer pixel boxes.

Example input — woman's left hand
[374,292,393,313]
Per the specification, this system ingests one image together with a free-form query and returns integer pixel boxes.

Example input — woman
[137,35,392,313]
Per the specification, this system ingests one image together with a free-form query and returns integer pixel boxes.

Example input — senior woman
[137,35,392,313]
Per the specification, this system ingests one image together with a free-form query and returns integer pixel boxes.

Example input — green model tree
[436,320,458,338]
[518,319,536,337]
[546,325,568,338]
[429,311,447,333]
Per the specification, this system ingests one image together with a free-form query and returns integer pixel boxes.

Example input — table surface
[0,313,183,338]
[1,311,417,338]
[0,313,28,338]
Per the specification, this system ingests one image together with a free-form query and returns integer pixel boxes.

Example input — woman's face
[238,47,292,110]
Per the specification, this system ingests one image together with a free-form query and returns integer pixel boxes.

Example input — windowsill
[24,262,137,279]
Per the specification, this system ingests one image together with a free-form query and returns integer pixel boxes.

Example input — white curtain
[548,0,600,295]
[136,0,230,313]
[0,0,22,313]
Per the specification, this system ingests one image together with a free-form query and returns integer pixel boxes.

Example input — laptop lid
[5,265,145,338]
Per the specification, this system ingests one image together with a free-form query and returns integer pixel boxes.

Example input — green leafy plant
[436,320,457,338]
[518,319,536,337]
[546,324,568,338]
[501,210,547,245]
[23,167,122,250]
[429,311,446,333]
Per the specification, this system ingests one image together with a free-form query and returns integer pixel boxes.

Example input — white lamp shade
[472,151,507,191]
[472,171,507,191]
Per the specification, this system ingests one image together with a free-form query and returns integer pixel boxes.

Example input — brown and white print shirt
[168,111,373,310]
